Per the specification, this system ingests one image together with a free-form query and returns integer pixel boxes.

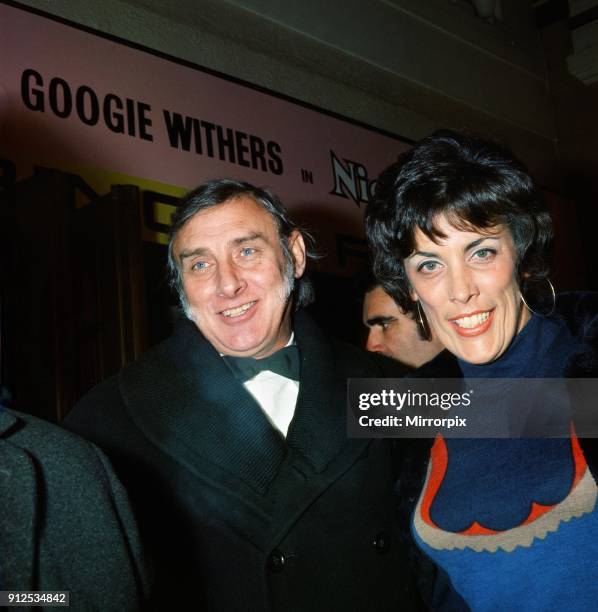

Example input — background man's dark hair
[167,178,316,310]
[365,129,553,314]
[356,265,429,341]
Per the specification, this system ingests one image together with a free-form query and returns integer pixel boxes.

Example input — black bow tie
[223,345,300,383]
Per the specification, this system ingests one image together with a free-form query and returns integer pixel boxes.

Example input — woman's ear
[409,285,418,302]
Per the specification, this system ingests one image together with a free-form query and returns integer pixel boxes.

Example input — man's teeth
[221,301,255,318]
[453,311,490,329]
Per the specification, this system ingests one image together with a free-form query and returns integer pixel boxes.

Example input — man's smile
[220,300,257,318]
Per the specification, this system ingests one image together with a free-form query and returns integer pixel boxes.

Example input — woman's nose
[448,267,478,303]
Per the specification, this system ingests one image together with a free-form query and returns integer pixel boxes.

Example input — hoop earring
[520,278,556,317]
[415,301,432,341]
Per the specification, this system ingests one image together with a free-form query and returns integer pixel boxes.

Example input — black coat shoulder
[0,407,150,608]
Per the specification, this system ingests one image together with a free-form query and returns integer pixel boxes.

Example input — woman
[365,130,598,611]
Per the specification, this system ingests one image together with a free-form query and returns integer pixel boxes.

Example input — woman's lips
[449,308,494,337]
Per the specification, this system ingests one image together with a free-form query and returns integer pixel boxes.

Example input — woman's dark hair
[365,129,553,314]
[168,178,316,310]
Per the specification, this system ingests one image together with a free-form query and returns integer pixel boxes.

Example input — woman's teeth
[453,311,490,329]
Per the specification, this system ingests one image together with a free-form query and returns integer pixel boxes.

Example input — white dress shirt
[241,334,299,438]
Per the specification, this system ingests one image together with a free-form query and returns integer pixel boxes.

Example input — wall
[14,0,558,185]
[540,11,598,288]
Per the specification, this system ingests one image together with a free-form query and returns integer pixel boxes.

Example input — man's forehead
[194,195,271,223]
[176,196,279,246]
[365,287,400,311]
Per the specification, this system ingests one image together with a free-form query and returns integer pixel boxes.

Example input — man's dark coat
[65,311,419,611]
[0,407,149,611]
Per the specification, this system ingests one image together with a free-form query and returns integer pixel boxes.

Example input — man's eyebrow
[366,315,396,327]
[231,231,267,246]
[178,247,208,261]
[177,232,268,261]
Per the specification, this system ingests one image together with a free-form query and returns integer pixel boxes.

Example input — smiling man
[64,179,420,611]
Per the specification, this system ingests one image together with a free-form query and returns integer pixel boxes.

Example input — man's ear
[289,230,307,278]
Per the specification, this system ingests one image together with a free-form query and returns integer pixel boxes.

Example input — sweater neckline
[457,314,569,378]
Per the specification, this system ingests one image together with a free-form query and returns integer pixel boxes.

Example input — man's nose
[365,329,384,354]
[217,261,246,297]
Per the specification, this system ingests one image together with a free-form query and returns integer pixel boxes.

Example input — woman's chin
[449,340,502,365]
[461,354,494,365]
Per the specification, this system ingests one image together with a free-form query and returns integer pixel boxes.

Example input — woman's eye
[418,261,439,273]
[191,261,209,271]
[473,248,495,260]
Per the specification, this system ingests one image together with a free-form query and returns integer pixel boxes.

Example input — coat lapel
[0,410,37,590]
[119,312,374,497]
[119,319,286,494]
[264,312,379,540]
[287,311,352,472]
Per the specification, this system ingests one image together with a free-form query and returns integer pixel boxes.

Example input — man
[0,403,148,609]
[363,281,443,369]
[65,179,420,611]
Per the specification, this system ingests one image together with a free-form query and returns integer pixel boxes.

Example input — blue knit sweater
[412,315,598,611]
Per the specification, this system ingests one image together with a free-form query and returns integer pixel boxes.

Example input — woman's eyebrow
[410,236,500,258]
[465,236,499,251]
